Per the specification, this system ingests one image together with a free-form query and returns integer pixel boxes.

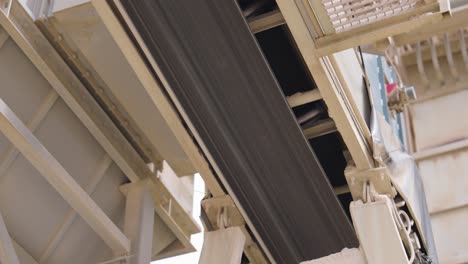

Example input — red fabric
[386,83,397,94]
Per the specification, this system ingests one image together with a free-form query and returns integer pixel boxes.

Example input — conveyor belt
[118,0,358,262]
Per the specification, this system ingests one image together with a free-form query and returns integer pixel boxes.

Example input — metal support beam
[286,89,321,108]
[306,0,335,35]
[0,209,19,264]
[303,118,336,139]
[0,98,130,254]
[414,138,468,161]
[395,9,468,47]
[430,37,445,86]
[201,195,245,230]
[0,89,58,180]
[248,9,285,34]
[39,154,113,263]
[0,0,199,247]
[444,33,459,79]
[276,0,374,170]
[199,227,246,264]
[315,13,443,56]
[91,0,224,197]
[416,42,430,87]
[334,185,350,195]
[124,181,155,264]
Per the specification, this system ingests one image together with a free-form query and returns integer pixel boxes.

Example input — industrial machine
[0,0,466,263]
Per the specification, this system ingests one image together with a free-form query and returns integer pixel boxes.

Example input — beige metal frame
[0,0,202,262]
[92,1,268,263]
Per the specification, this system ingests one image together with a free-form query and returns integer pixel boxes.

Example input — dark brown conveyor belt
[118,0,359,262]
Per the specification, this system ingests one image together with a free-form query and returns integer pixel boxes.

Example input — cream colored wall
[410,60,468,263]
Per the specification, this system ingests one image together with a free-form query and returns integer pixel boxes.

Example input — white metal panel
[417,148,468,263]
[0,39,51,159]
[158,161,194,215]
[431,206,468,263]
[35,99,107,191]
[199,227,246,264]
[44,162,127,264]
[50,3,196,176]
[332,49,368,122]
[412,90,468,151]
[350,198,409,264]
[0,22,126,263]
[0,20,184,263]
[418,149,468,214]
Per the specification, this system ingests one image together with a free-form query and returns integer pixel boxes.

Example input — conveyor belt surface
[119,0,359,262]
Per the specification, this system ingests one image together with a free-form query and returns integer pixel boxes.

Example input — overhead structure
[388,6,468,259]
[0,0,201,263]
[114,0,359,263]
[0,0,455,263]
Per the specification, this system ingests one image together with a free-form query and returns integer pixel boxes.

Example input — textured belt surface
[119,0,358,262]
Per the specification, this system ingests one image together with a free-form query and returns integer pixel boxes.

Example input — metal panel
[431,206,468,263]
[43,3,196,176]
[350,198,409,264]
[0,11,192,263]
[417,148,468,263]
[412,90,468,151]
[418,150,468,214]
[118,0,358,262]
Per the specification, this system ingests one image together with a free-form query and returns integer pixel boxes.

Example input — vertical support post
[199,226,246,264]
[124,182,155,264]
[0,210,20,264]
[416,41,429,89]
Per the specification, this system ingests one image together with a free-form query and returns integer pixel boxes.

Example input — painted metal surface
[418,149,468,263]
[0,1,200,262]
[351,198,409,264]
[412,90,468,151]
[44,3,197,176]
[0,33,129,263]
[118,0,359,262]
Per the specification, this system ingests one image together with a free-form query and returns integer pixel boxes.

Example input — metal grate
[320,0,428,32]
